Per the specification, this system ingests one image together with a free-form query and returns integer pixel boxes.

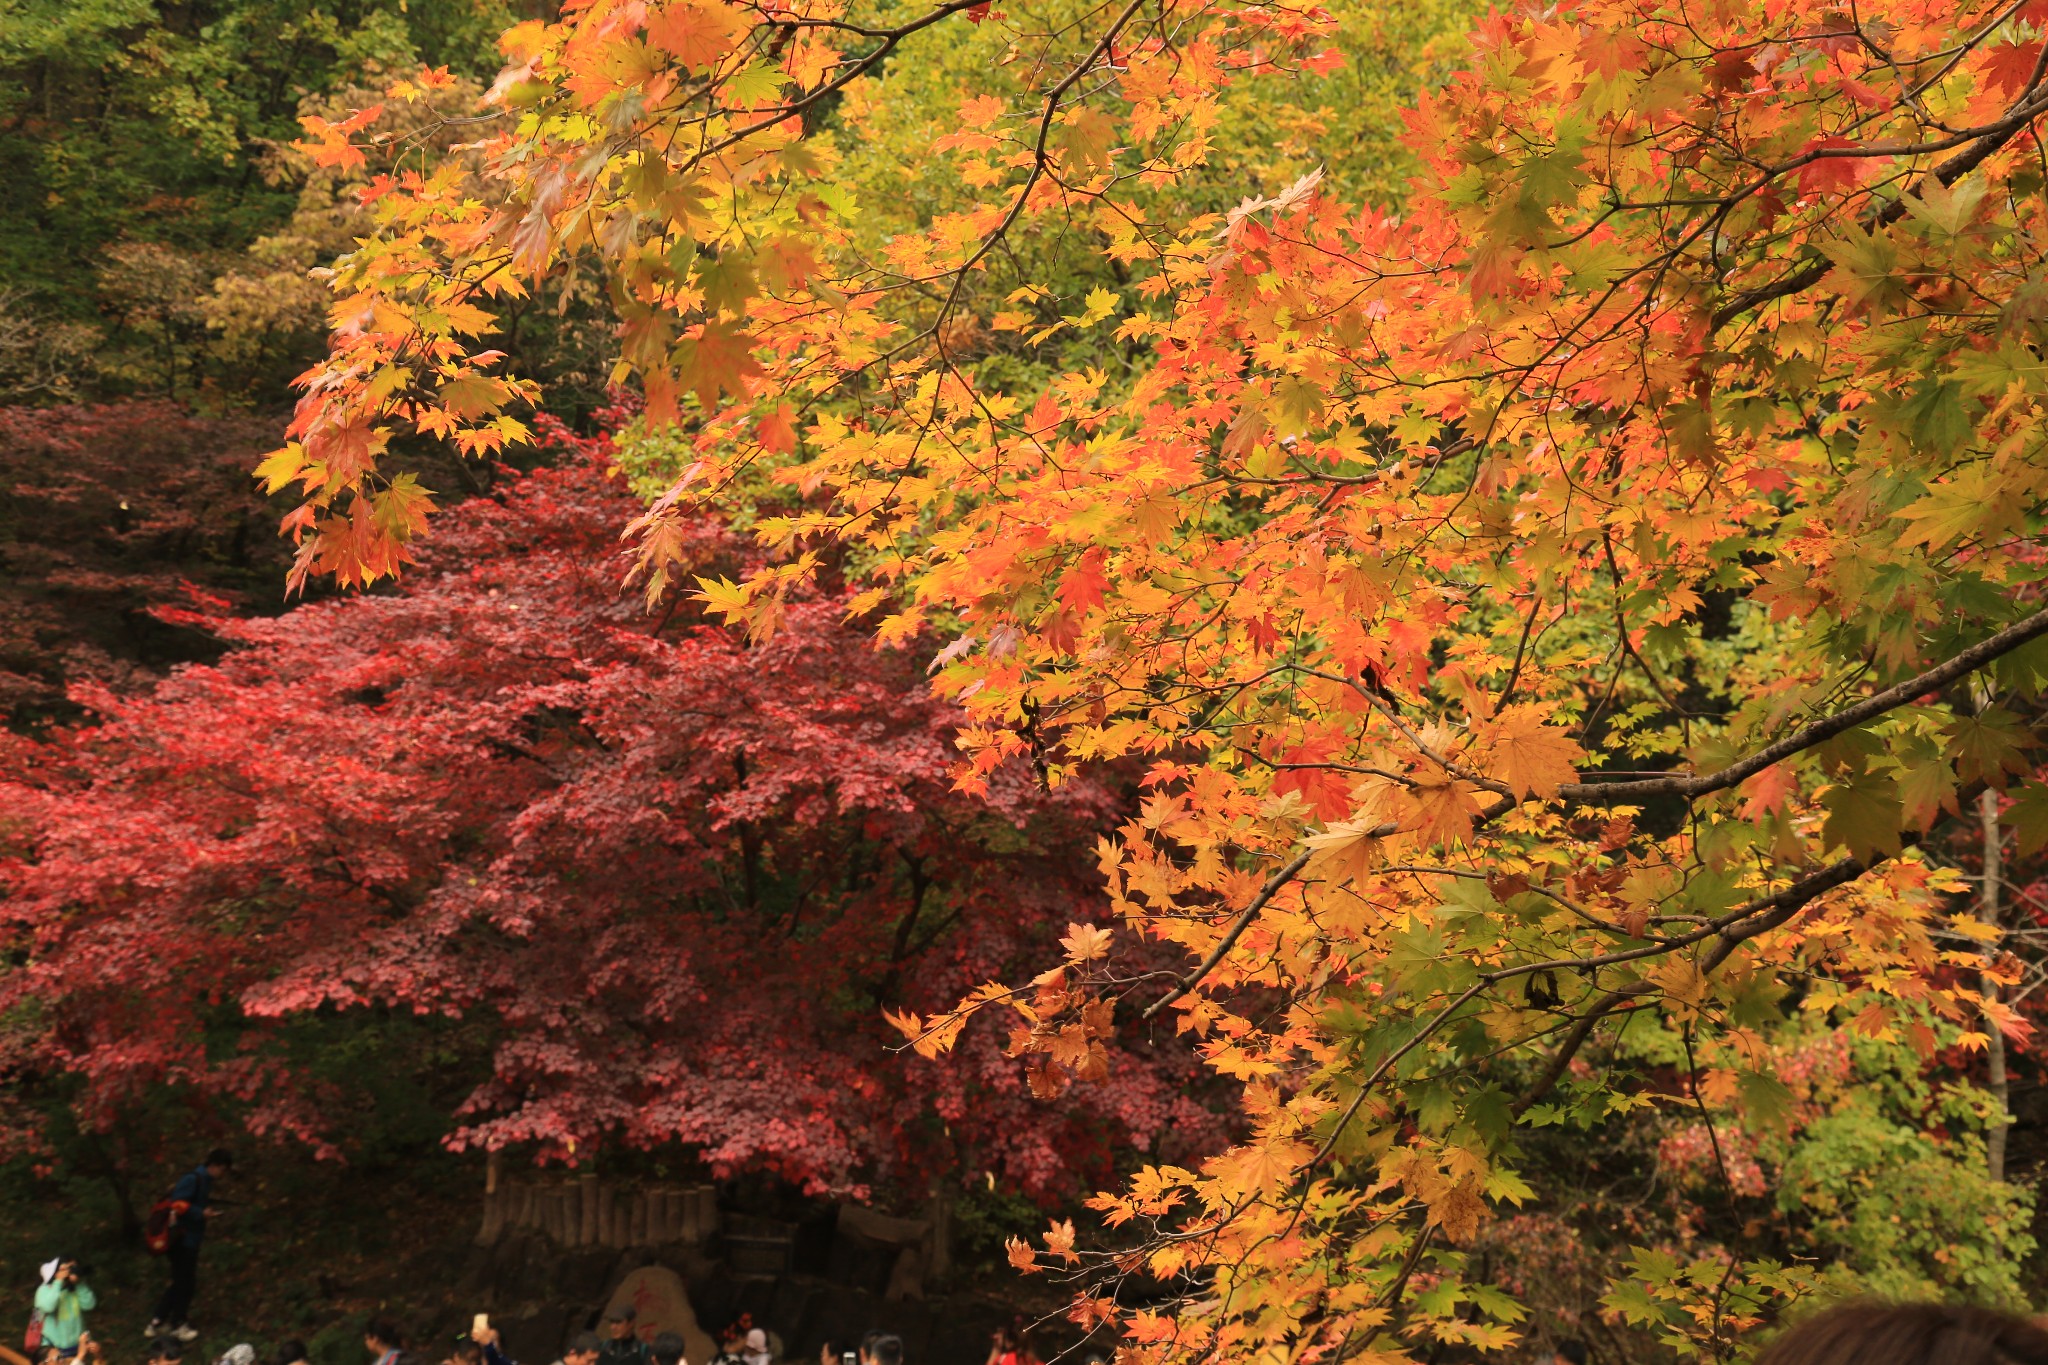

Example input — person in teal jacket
[33,1258,96,1357]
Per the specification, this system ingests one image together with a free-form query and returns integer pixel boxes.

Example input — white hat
[217,1345,258,1365]
[37,1260,59,1285]
[744,1332,766,1354]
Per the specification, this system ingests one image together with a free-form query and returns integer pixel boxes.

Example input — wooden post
[478,1152,507,1245]
[541,1181,565,1244]
[512,1181,530,1236]
[679,1187,701,1243]
[675,1188,693,1242]
[579,1171,600,1247]
[700,1184,720,1238]
[628,1190,648,1246]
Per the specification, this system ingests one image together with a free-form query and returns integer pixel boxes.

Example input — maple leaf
[1304,818,1383,887]
[958,94,1005,128]
[1822,775,1904,860]
[672,322,765,408]
[1215,1136,1310,1199]
[1478,705,1585,800]
[648,0,751,70]
[1946,706,2031,784]
[1432,1180,1486,1243]
[2005,783,2048,856]
[1796,137,1874,197]
[1055,550,1111,612]
[1060,922,1114,962]
[756,404,799,454]
[1897,759,1958,832]
[1979,39,2046,93]
[758,237,819,293]
[1044,1218,1080,1263]
[1402,775,1482,847]
[1053,107,1118,170]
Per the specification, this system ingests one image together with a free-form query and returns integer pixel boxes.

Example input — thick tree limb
[1711,87,2048,329]
[1559,603,2048,803]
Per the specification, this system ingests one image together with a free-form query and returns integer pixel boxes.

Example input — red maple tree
[0,428,1229,1198]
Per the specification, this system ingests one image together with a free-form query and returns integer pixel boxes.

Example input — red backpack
[143,1199,191,1256]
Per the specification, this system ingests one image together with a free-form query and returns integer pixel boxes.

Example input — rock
[604,1264,717,1365]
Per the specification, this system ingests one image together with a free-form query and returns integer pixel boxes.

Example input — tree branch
[1712,87,2048,329]
[1143,847,1319,1020]
[1559,603,2048,803]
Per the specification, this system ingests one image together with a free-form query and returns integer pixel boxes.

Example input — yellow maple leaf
[1305,817,1383,887]
[1061,921,1115,961]
[1045,1217,1080,1263]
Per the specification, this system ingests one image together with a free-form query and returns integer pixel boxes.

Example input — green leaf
[1823,774,1904,860]
[1898,377,1973,457]
[2003,782,2048,856]
[1819,223,1902,312]
[1900,176,1989,238]
[1897,758,1959,831]
[725,63,788,105]
[1944,707,2031,785]
[1896,465,2010,549]
[1738,1070,1795,1131]
[695,251,757,315]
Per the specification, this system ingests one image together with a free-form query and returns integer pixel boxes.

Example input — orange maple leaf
[1480,704,1585,800]
[648,0,751,70]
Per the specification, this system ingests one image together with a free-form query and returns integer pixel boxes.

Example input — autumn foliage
[22,0,2048,1349]
[0,439,1228,1198]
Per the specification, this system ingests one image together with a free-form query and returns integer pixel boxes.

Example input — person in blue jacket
[146,1148,233,1342]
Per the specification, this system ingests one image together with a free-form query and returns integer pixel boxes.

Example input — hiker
[473,1323,514,1365]
[32,1259,96,1360]
[269,1342,309,1365]
[739,1332,770,1365]
[148,1148,234,1342]
[650,1334,686,1365]
[1753,1301,2048,1364]
[983,1328,1038,1365]
[597,1309,647,1365]
[864,1338,901,1365]
[552,1333,602,1365]
[365,1321,406,1365]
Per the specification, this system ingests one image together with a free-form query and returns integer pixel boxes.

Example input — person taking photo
[31,1260,94,1360]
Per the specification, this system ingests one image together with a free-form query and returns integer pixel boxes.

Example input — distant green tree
[0,0,517,399]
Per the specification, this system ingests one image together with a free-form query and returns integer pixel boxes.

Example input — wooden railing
[478,1169,720,1248]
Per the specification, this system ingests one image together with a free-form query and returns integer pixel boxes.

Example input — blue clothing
[168,1164,215,1248]
[32,1279,95,1350]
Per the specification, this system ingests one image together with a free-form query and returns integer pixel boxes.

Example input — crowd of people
[17,1149,2048,1365]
